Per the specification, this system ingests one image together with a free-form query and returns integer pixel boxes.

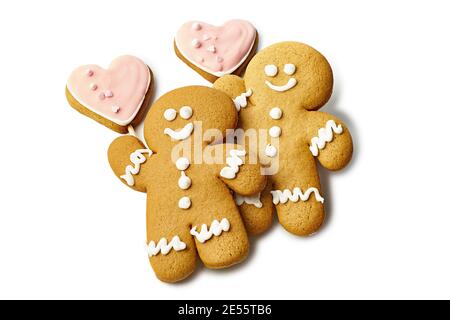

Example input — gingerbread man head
[144,85,238,153]
[108,86,266,282]
[244,41,333,111]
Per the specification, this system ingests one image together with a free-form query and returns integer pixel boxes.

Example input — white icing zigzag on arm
[147,236,187,257]
[233,89,252,112]
[271,187,324,205]
[190,218,230,243]
[234,193,263,208]
[220,149,246,179]
[120,148,153,186]
[309,120,343,156]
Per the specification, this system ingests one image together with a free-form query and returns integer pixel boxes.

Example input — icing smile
[265,78,297,92]
[164,122,194,140]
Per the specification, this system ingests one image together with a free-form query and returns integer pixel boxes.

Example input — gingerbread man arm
[107,135,154,192]
[204,143,267,196]
[213,75,253,111]
[306,111,353,171]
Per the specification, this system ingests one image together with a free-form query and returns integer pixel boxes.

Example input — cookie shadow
[167,217,277,285]
[317,79,360,233]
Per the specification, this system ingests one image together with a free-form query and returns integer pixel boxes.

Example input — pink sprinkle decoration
[99,93,105,100]
[191,39,201,48]
[90,83,98,91]
[104,90,114,98]
[192,22,201,31]
[86,69,94,77]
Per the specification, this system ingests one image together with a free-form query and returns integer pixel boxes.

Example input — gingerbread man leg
[146,202,197,283]
[234,182,274,235]
[190,194,249,269]
[271,156,325,236]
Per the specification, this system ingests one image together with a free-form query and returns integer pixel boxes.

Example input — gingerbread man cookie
[214,42,353,236]
[66,55,153,133]
[108,86,267,282]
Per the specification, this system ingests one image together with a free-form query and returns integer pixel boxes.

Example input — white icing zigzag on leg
[309,120,343,156]
[147,236,187,257]
[234,193,263,208]
[271,187,324,205]
[190,218,230,243]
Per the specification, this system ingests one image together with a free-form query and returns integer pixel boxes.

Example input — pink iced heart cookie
[66,55,152,133]
[175,20,257,82]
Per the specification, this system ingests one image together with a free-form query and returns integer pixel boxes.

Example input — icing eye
[164,108,177,121]
[284,64,296,75]
[179,106,193,120]
[264,65,278,77]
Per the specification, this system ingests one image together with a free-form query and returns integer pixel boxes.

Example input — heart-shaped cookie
[66,55,152,133]
[175,20,257,82]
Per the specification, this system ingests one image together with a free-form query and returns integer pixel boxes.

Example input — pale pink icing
[175,20,256,76]
[67,55,151,126]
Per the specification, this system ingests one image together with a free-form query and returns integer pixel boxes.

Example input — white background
[0,0,449,299]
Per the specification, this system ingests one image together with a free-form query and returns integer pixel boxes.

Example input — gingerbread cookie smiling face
[175,20,258,82]
[244,42,333,110]
[66,55,153,133]
[214,41,353,236]
[108,86,267,282]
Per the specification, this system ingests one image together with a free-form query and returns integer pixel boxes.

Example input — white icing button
[111,106,120,113]
[265,144,278,158]
[164,108,177,121]
[269,107,283,120]
[284,63,296,75]
[179,196,191,209]
[176,157,190,171]
[207,45,216,53]
[192,22,201,31]
[178,172,192,190]
[191,39,201,48]
[269,126,282,138]
[104,90,113,98]
[179,106,193,120]
[264,65,278,77]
